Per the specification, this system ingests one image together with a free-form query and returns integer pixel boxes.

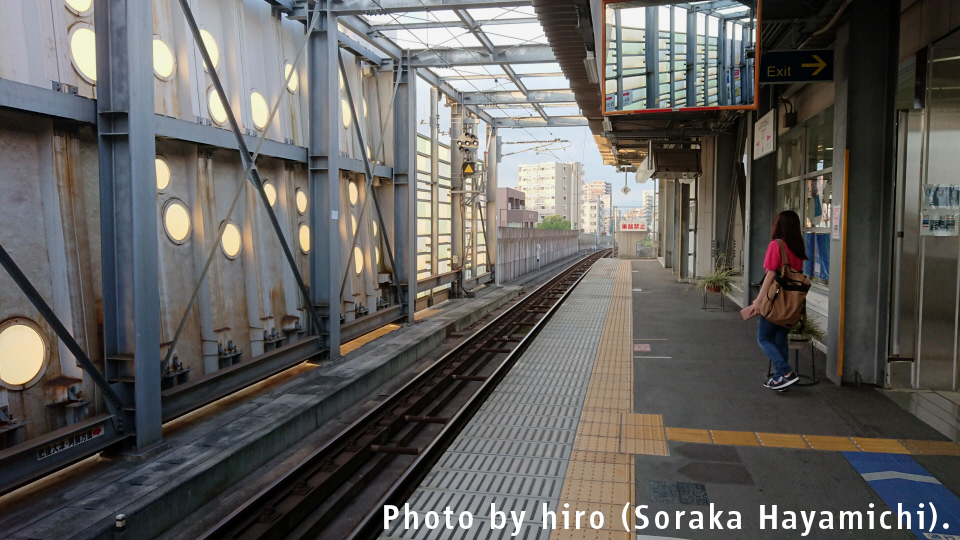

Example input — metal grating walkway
[380,259,620,540]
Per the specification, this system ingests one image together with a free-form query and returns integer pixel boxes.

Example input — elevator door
[890,46,960,391]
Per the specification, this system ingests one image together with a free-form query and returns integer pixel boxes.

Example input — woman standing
[743,211,808,390]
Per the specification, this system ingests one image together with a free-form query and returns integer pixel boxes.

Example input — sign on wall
[754,109,776,160]
[620,223,646,231]
[759,50,835,84]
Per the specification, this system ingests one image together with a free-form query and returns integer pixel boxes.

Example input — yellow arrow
[801,54,827,76]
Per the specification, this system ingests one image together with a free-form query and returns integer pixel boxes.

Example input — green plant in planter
[789,318,826,342]
[695,255,735,295]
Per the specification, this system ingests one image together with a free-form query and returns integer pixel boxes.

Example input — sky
[414,79,655,210]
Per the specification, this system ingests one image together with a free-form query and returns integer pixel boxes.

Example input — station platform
[383,259,960,540]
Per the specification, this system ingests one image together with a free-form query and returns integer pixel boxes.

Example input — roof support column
[450,96,465,297]
[308,7,341,358]
[686,10,697,107]
[645,7,659,109]
[430,87,440,279]
[94,0,161,449]
[393,56,418,322]
[485,125,498,282]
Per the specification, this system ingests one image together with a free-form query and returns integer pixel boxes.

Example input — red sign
[620,223,647,231]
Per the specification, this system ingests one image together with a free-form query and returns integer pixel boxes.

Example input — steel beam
[376,17,539,31]
[0,78,96,124]
[416,271,460,293]
[453,9,548,120]
[462,90,576,105]
[408,44,555,67]
[416,69,496,125]
[331,0,530,15]
[338,15,403,60]
[493,116,588,128]
[340,305,404,342]
[154,115,307,162]
[340,155,394,178]
[393,56,418,323]
[160,337,322,422]
[94,0,162,450]
[338,30,386,65]
[445,71,566,80]
[309,8,342,358]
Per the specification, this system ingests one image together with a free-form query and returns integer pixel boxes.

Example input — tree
[537,215,571,230]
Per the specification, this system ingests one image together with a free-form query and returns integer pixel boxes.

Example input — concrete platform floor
[380,259,960,540]
[631,259,960,539]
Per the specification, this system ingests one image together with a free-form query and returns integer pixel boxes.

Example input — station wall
[0,0,401,446]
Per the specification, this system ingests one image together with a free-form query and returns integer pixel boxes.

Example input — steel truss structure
[0,0,584,495]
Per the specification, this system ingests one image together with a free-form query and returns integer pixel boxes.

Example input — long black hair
[771,210,807,260]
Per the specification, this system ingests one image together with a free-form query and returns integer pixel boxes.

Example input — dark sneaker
[767,373,799,391]
[763,377,779,388]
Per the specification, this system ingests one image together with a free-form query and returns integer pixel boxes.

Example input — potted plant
[788,318,825,349]
[695,255,735,296]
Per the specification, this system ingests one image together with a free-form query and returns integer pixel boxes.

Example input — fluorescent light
[717,6,749,15]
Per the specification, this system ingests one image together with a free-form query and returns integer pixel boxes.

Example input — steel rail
[200,250,609,540]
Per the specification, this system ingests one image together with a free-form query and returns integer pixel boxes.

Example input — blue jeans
[758,316,792,377]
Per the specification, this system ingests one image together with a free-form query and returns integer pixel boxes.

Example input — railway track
[200,250,610,540]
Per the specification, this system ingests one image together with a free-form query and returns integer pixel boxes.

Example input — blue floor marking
[844,452,960,539]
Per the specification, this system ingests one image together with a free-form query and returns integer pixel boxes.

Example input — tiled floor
[380,259,620,540]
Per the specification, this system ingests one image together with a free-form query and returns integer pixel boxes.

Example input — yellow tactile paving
[551,529,631,540]
[852,438,911,454]
[621,437,669,455]
[574,436,621,453]
[757,432,810,449]
[666,427,713,444]
[579,410,623,424]
[622,413,663,427]
[560,480,632,505]
[711,430,760,446]
[802,435,859,452]
[899,439,960,456]
[620,424,665,441]
[564,461,631,483]
[553,261,637,540]
[577,422,621,438]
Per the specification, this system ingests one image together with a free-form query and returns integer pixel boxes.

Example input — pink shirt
[763,240,804,272]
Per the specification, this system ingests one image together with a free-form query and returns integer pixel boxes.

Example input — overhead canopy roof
[354,2,589,130]
[530,0,851,166]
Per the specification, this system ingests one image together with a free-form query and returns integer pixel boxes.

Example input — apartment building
[517,162,584,229]
[581,181,612,235]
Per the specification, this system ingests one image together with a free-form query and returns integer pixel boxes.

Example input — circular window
[250,91,269,130]
[354,246,364,274]
[295,189,308,214]
[199,29,220,71]
[375,246,380,266]
[298,224,310,253]
[263,182,277,206]
[65,0,93,16]
[0,319,49,390]
[363,99,368,118]
[153,37,176,80]
[220,222,242,259]
[341,99,352,127]
[69,25,97,83]
[163,200,191,243]
[777,147,783,169]
[351,215,358,236]
[284,63,299,93]
[372,221,378,237]
[348,181,359,206]
[208,86,228,125]
[366,145,372,160]
[155,157,171,191]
